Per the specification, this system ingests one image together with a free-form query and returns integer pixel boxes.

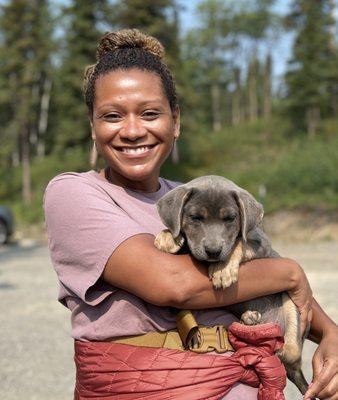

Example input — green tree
[230,0,277,122]
[51,0,110,156]
[113,0,180,70]
[183,0,233,132]
[285,0,337,136]
[0,0,54,204]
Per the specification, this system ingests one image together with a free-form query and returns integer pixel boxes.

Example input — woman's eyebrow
[97,98,165,111]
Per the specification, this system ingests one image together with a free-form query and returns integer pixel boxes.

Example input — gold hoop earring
[90,141,98,168]
[171,137,179,164]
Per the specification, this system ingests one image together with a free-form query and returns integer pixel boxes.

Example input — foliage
[284,0,338,136]
[0,0,337,226]
[177,117,338,213]
[50,0,112,154]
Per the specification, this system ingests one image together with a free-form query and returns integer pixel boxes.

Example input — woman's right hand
[287,263,314,336]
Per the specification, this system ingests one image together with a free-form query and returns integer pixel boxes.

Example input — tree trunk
[263,53,272,120]
[211,82,222,132]
[306,106,320,138]
[21,125,31,205]
[247,59,258,122]
[11,151,20,167]
[232,67,241,126]
[37,78,52,157]
[29,83,40,148]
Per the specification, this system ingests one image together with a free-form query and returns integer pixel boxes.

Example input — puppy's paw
[240,310,262,325]
[208,263,235,289]
[228,260,239,284]
[154,229,184,253]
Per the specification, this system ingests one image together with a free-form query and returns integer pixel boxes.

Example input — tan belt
[110,310,233,354]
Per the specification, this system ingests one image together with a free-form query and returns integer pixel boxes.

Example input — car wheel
[0,220,8,245]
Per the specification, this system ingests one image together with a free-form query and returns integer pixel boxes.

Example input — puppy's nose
[205,248,222,259]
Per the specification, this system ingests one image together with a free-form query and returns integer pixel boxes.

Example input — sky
[1,0,336,82]
[178,0,294,82]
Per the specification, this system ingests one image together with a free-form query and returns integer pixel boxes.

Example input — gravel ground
[0,241,337,400]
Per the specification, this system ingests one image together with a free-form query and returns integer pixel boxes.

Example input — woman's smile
[112,143,158,158]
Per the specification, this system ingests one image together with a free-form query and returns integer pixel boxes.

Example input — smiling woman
[92,69,180,191]
[43,29,338,400]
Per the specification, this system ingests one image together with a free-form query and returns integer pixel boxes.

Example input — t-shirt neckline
[88,170,166,200]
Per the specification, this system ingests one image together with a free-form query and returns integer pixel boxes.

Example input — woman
[43,29,337,399]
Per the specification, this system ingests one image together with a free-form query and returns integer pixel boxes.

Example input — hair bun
[97,29,165,61]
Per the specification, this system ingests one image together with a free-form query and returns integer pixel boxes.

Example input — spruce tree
[113,0,180,70]
[285,0,337,136]
[0,0,53,204]
[51,0,110,155]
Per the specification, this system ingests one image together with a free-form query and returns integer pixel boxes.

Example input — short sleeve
[43,174,150,306]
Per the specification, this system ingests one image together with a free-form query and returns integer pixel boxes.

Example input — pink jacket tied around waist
[74,322,286,400]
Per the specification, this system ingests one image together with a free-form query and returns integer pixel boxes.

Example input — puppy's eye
[190,215,204,222]
[223,215,236,223]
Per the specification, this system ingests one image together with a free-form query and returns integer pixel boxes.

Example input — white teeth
[121,146,151,154]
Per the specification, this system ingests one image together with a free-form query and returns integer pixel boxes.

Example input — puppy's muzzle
[205,247,222,261]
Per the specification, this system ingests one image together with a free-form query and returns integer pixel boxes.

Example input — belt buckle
[188,325,233,354]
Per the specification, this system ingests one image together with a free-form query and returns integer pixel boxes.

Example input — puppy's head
[157,176,263,263]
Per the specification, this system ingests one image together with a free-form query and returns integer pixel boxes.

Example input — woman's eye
[104,113,121,120]
[142,111,159,119]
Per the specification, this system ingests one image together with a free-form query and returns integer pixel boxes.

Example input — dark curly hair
[83,29,178,116]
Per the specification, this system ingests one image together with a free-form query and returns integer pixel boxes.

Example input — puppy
[154,175,309,395]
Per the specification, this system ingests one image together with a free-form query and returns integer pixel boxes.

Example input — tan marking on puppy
[242,244,256,261]
[208,240,243,289]
[200,207,209,219]
[240,310,262,325]
[219,208,228,218]
[278,293,302,364]
[154,229,184,253]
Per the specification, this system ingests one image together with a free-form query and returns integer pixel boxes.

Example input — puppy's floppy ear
[233,190,264,242]
[157,186,193,238]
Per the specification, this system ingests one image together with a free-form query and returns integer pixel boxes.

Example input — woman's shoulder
[46,170,95,189]
[43,170,106,212]
[44,170,109,197]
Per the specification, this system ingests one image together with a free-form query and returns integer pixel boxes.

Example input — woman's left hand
[304,328,338,400]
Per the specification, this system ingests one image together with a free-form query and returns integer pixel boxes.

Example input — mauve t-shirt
[43,170,239,341]
[43,170,259,399]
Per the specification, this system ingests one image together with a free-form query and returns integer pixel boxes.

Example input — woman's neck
[101,167,160,193]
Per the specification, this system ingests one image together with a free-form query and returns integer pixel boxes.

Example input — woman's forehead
[94,69,168,109]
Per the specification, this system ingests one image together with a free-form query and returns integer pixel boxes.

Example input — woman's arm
[102,233,309,309]
[303,299,338,400]
[308,298,337,344]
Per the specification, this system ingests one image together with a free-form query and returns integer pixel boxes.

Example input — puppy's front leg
[208,240,244,289]
[154,229,184,253]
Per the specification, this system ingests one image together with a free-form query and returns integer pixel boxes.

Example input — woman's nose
[119,115,146,141]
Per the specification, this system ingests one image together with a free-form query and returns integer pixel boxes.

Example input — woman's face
[91,68,180,191]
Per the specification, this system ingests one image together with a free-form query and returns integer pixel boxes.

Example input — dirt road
[0,241,337,400]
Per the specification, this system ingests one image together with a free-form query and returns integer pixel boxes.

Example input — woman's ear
[173,106,180,139]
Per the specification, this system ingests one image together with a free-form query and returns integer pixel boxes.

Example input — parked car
[0,206,14,245]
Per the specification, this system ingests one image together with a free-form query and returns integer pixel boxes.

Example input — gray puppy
[154,175,309,395]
